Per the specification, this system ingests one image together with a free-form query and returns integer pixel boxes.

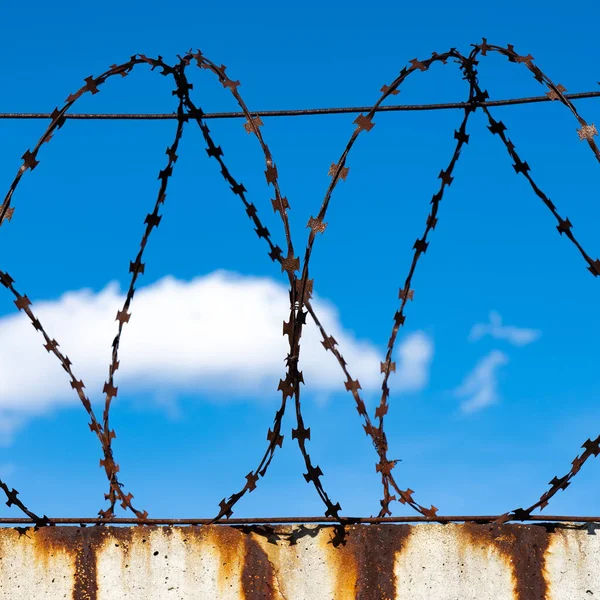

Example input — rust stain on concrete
[241,534,277,600]
[28,526,75,568]
[330,524,413,600]
[209,525,246,594]
[1,523,597,599]
[321,527,359,600]
[460,523,551,600]
[71,528,100,600]
[16,525,103,600]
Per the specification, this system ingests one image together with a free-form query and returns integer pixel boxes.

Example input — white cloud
[454,350,509,413]
[468,311,541,347]
[394,331,434,392]
[0,271,434,438]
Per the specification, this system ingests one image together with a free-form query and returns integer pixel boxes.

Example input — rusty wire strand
[478,40,600,162]
[178,51,345,522]
[99,57,190,520]
[0,515,599,525]
[176,53,294,522]
[175,53,368,522]
[0,41,599,526]
[2,90,600,121]
[375,51,479,518]
[0,479,49,530]
[461,41,600,522]
[305,41,600,521]
[0,55,184,524]
[288,48,482,521]
[185,53,346,522]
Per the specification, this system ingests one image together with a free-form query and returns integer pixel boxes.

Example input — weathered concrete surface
[0,523,598,599]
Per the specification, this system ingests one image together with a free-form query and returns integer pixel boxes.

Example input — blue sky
[1,0,599,521]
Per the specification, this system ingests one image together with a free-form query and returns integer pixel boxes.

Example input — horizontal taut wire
[0,515,597,525]
[1,90,599,121]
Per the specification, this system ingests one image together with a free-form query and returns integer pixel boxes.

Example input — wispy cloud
[468,311,541,347]
[454,350,509,413]
[0,271,434,439]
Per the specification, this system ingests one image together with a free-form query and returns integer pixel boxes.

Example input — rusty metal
[2,90,600,120]
[0,515,599,526]
[1,41,599,529]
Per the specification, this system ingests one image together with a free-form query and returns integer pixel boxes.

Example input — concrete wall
[0,522,598,599]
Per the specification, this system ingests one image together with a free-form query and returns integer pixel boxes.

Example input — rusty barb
[1,40,599,531]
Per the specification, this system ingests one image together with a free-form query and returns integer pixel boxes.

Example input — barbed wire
[0,40,598,529]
